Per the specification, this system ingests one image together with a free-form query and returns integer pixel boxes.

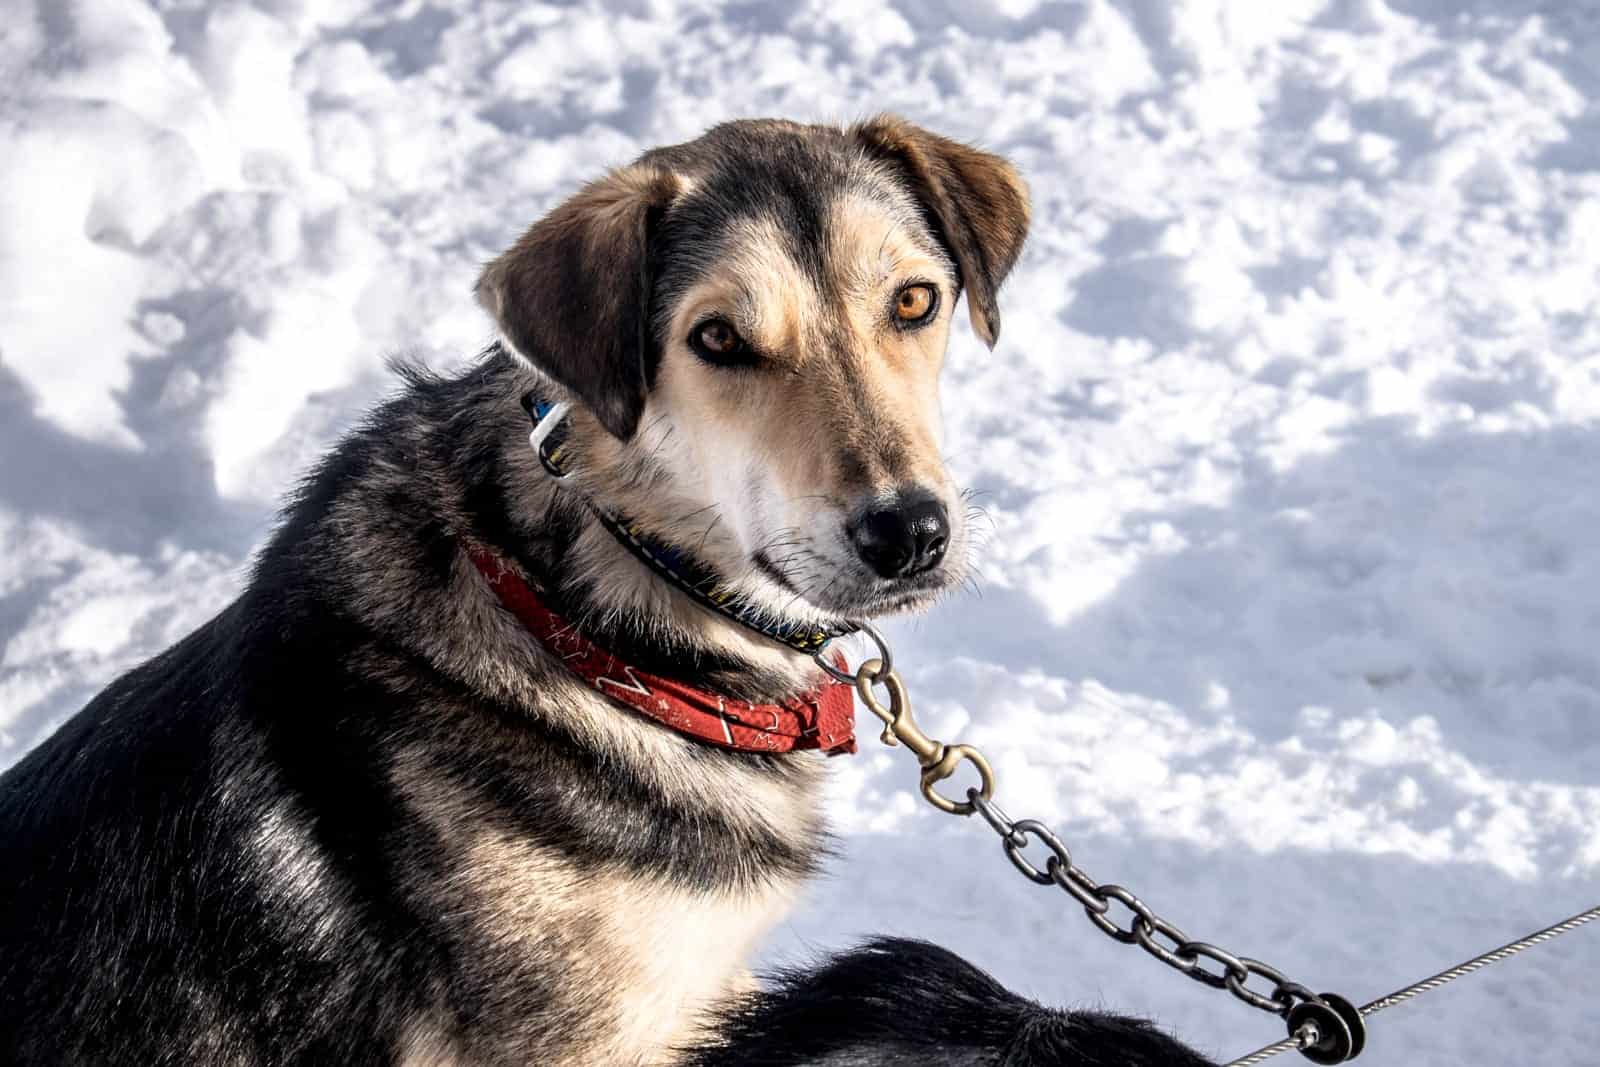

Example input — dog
[0,116,1212,1066]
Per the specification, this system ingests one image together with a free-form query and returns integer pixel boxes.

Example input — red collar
[470,548,857,756]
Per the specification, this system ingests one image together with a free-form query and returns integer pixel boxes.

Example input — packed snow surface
[3,1,1598,1063]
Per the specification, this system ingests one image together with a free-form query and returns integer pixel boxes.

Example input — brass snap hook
[854,659,995,816]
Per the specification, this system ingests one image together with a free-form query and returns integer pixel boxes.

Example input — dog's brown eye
[689,319,755,366]
[894,284,938,326]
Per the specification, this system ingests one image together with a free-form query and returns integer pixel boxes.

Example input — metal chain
[828,636,1598,1066]
[831,648,1324,1022]
[1225,904,1600,1066]
[966,789,1320,1019]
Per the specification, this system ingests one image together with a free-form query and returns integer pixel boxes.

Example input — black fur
[687,938,1216,1066]
[645,121,857,301]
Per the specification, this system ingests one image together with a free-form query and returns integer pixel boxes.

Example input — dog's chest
[413,825,799,1066]
[597,875,796,1062]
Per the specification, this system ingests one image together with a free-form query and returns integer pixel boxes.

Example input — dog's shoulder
[0,367,479,1063]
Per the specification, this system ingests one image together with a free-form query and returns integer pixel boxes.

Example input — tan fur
[397,1018,461,1067]
[599,187,968,623]
[851,116,1031,346]
[393,752,801,1066]
[660,194,953,487]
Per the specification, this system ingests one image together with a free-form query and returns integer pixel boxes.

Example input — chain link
[1180,940,1252,990]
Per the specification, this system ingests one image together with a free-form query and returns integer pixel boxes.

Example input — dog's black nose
[850,492,950,578]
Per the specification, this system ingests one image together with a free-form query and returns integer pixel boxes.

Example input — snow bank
[3,2,1597,1062]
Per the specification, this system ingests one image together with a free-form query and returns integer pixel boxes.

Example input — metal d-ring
[814,620,892,684]
[527,399,572,453]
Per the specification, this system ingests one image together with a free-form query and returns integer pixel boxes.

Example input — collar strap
[470,547,856,755]
[521,390,857,655]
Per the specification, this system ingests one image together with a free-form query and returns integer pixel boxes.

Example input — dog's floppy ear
[852,115,1029,347]
[476,165,678,440]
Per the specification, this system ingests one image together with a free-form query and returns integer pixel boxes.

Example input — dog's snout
[849,491,950,578]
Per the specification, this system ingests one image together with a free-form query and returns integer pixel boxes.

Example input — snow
[3,1,1598,1062]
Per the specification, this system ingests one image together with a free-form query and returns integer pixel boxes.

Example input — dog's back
[0,374,471,1062]
[0,565,424,1063]
[689,938,1214,1066]
[2,615,242,1062]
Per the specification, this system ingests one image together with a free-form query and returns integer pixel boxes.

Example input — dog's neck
[508,472,829,704]
[328,350,838,703]
[518,384,854,657]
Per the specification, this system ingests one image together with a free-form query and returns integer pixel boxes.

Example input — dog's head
[477,117,1028,626]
